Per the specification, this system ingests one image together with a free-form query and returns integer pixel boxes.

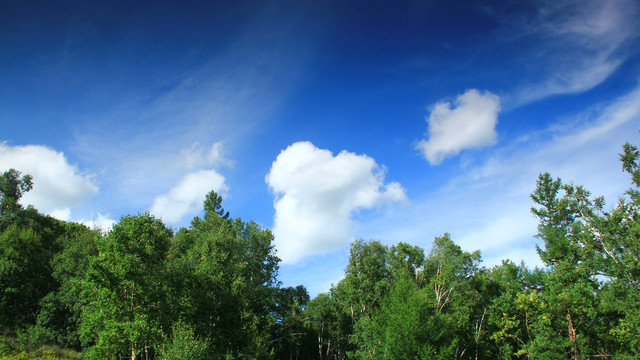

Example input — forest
[0,141,639,360]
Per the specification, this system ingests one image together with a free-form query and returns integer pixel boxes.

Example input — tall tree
[590,142,640,356]
[305,292,351,360]
[339,240,390,324]
[271,285,312,359]
[419,234,483,359]
[350,277,430,360]
[531,174,604,359]
[80,212,172,360]
[166,191,280,359]
[0,169,63,332]
[36,221,100,349]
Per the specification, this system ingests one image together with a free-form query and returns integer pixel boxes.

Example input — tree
[203,191,230,220]
[387,242,424,282]
[0,225,57,329]
[530,174,606,359]
[166,191,280,359]
[418,234,483,359]
[590,142,640,356]
[348,235,485,359]
[340,239,390,324]
[0,169,33,222]
[160,322,210,360]
[351,277,431,360]
[81,212,172,360]
[422,234,481,313]
[0,170,63,332]
[305,292,351,360]
[36,222,100,349]
[270,285,311,359]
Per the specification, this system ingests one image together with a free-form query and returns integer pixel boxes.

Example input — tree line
[0,141,639,359]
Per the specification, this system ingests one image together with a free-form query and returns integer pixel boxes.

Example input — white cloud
[363,84,640,269]
[81,213,117,232]
[150,169,228,224]
[0,143,98,217]
[416,89,501,165]
[50,208,72,221]
[266,141,407,264]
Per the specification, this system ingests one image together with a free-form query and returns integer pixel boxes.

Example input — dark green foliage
[0,225,56,329]
[271,285,312,359]
[37,222,99,349]
[203,191,230,220]
[305,292,352,360]
[0,175,65,331]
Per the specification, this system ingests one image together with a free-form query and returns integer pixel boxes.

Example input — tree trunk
[567,308,578,360]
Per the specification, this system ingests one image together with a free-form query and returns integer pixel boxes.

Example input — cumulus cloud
[150,169,228,223]
[266,141,407,264]
[0,143,98,217]
[416,89,501,165]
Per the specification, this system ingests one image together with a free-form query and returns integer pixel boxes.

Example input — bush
[0,334,82,360]
[160,322,209,360]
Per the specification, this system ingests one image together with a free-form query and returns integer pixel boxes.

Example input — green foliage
[166,196,280,359]
[270,285,312,359]
[387,242,424,281]
[159,322,209,360]
[620,142,640,199]
[0,169,33,222]
[0,224,59,329]
[341,239,390,323]
[4,141,640,360]
[80,212,172,359]
[37,222,100,349]
[203,191,230,220]
[351,278,430,360]
[420,234,484,358]
[305,292,352,360]
[0,170,66,332]
[0,335,82,360]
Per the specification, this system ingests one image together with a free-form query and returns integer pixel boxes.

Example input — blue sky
[2,0,640,296]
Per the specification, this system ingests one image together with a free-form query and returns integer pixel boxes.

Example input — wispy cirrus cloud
[266,141,407,264]
[496,0,640,106]
[177,141,233,171]
[68,4,314,219]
